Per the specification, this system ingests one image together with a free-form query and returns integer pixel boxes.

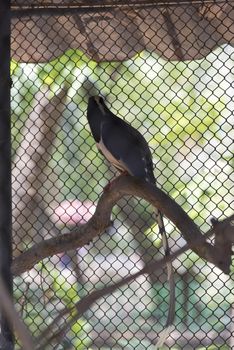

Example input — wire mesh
[0,2,14,349]
[10,2,234,349]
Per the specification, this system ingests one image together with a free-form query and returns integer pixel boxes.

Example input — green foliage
[14,262,91,349]
[12,46,233,247]
[50,269,91,349]
[12,46,234,348]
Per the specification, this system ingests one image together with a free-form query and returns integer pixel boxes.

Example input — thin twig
[35,244,188,349]
[34,221,230,349]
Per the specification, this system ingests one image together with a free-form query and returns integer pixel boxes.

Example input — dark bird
[87,96,155,184]
[87,95,175,334]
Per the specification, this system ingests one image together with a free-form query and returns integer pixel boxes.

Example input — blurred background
[11,2,234,349]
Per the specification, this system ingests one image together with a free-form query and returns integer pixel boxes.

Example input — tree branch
[35,243,188,350]
[34,212,234,350]
[12,175,234,276]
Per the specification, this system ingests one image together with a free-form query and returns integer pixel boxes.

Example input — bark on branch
[12,175,234,276]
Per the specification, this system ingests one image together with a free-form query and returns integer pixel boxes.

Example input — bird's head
[88,95,107,116]
[87,96,109,141]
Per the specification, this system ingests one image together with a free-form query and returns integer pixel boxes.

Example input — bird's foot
[104,179,115,191]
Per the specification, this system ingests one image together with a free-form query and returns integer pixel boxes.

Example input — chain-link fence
[9,1,234,349]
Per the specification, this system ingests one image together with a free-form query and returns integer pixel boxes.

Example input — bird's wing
[99,119,155,182]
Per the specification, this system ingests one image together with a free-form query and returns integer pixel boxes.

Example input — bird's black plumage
[87,96,175,340]
[87,96,155,183]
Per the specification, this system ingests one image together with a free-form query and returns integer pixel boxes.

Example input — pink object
[53,200,96,225]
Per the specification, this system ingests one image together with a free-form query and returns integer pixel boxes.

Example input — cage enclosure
[3,0,234,349]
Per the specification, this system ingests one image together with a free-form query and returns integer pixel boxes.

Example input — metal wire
[10,1,234,349]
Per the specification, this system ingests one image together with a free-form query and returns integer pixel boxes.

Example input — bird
[87,95,175,338]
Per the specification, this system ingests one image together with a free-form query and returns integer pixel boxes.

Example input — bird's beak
[93,95,106,115]
[94,96,100,104]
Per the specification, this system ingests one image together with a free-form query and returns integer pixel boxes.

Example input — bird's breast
[96,138,126,173]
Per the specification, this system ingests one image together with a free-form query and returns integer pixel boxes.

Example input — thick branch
[12,175,233,276]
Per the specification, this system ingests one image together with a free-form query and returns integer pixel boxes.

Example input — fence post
[0,0,14,349]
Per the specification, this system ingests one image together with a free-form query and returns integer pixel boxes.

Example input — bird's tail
[154,208,175,348]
